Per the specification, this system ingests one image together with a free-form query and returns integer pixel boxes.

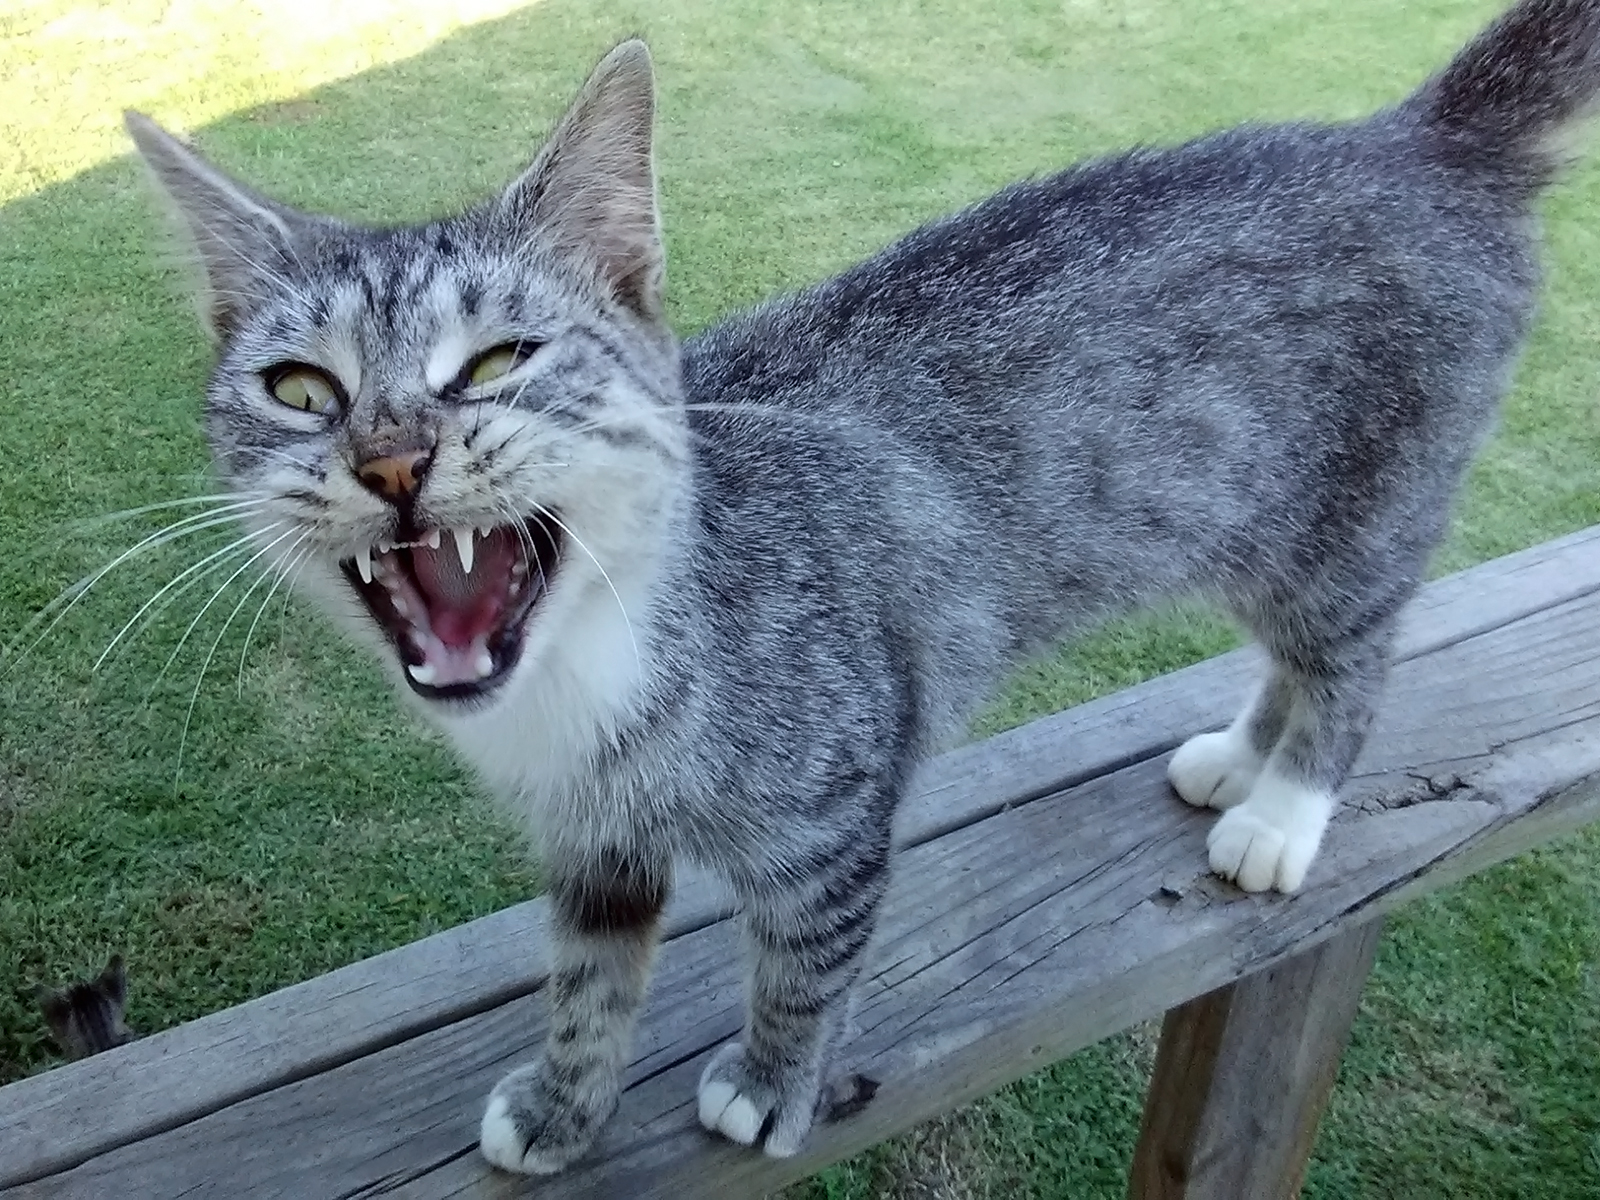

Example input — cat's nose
[355,447,433,503]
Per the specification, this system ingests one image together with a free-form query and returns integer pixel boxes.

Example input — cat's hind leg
[1203,604,1403,894]
[1168,671,1296,811]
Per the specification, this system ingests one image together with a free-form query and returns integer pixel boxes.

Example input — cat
[120,0,1600,1174]
[35,955,135,1061]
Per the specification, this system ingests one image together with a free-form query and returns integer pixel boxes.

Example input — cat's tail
[1410,0,1600,177]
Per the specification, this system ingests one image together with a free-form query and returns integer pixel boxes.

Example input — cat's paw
[697,1041,821,1158]
[479,1063,614,1176]
[1205,771,1334,893]
[1168,728,1261,810]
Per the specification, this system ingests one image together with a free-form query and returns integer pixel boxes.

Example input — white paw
[479,1063,614,1176]
[698,1078,764,1145]
[1206,771,1333,893]
[1169,728,1261,810]
[696,1041,819,1158]
[479,1094,564,1175]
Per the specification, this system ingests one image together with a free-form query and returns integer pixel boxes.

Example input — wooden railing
[3,526,1598,1198]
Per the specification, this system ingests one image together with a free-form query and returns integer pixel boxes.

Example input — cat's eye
[463,341,540,388]
[264,365,340,414]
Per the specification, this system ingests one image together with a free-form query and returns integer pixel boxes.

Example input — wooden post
[1127,918,1384,1200]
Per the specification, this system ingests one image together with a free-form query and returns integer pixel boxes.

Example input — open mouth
[339,515,562,700]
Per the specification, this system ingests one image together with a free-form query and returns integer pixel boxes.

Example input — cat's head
[125,42,687,712]
[35,955,135,1061]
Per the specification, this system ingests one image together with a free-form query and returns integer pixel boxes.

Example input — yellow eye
[266,366,339,413]
[465,341,538,387]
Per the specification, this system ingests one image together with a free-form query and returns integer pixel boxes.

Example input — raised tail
[1411,0,1600,176]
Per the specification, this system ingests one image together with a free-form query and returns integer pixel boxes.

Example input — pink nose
[356,448,431,501]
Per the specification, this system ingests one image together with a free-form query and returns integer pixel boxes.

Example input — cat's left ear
[124,112,320,341]
[498,40,665,321]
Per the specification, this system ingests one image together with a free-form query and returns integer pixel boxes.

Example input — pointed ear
[124,112,315,340]
[99,955,127,1007]
[499,40,665,320]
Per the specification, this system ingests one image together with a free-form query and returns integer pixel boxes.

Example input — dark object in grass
[820,1073,881,1123]
[34,955,135,1061]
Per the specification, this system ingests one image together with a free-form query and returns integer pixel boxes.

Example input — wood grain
[5,549,1599,1197]
[1126,919,1385,1199]
[4,526,1597,1185]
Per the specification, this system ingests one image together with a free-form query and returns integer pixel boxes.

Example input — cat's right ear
[496,40,665,321]
[124,113,314,341]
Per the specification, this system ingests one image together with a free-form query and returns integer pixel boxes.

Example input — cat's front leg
[699,833,890,1158]
[480,848,670,1175]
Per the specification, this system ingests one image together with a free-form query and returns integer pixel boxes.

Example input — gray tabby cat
[35,956,135,1061]
[122,0,1600,1172]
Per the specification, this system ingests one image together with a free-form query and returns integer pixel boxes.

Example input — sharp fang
[407,662,437,686]
[423,528,441,549]
[377,537,393,554]
[452,527,475,574]
[355,545,373,584]
[474,649,494,678]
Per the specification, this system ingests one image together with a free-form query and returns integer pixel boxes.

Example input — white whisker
[75,492,266,528]
[239,533,315,695]
[529,504,639,678]
[150,525,302,689]
[94,524,284,671]
[174,540,291,788]
[5,505,270,668]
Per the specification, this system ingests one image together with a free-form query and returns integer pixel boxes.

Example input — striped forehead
[306,250,484,378]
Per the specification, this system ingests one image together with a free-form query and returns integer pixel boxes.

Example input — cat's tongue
[409,529,517,648]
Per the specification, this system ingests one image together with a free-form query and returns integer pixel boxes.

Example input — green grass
[2,0,1598,1195]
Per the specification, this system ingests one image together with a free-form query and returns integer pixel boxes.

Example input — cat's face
[127,43,685,711]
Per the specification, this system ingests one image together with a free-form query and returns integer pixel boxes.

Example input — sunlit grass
[0,0,540,199]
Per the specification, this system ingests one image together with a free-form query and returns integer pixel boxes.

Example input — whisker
[494,499,541,572]
[93,524,285,671]
[5,507,270,668]
[97,533,259,675]
[492,497,562,605]
[239,533,315,696]
[529,504,639,678]
[149,525,302,690]
[174,539,294,789]
[273,539,321,653]
[75,492,267,529]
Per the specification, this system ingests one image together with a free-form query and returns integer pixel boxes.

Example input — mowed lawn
[2,0,1598,1196]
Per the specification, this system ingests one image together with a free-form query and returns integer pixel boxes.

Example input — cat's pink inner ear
[503,40,665,319]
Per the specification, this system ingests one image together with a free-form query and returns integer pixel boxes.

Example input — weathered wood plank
[10,570,1600,1197]
[2,525,1596,1186]
[1126,919,1385,1199]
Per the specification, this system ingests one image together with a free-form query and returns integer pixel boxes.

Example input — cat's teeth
[452,527,475,574]
[376,537,394,554]
[423,528,442,550]
[354,545,373,585]
[473,648,494,678]
[407,662,436,686]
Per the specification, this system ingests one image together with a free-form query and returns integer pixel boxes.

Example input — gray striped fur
[124,1,1600,1173]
